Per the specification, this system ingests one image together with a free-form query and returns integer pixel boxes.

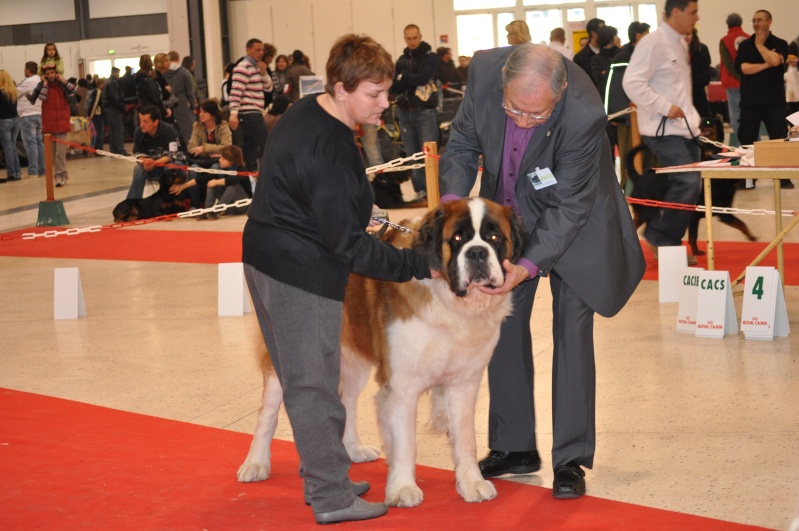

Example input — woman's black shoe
[478,450,541,478]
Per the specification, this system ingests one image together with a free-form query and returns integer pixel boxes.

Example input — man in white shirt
[548,28,574,60]
[623,0,701,263]
[16,62,45,177]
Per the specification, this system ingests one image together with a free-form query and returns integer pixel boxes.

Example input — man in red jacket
[719,13,749,145]
[34,63,76,186]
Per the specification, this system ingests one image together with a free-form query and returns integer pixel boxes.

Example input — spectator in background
[687,28,712,118]
[548,28,574,60]
[228,38,269,173]
[181,56,201,108]
[74,78,89,117]
[163,51,197,146]
[271,54,290,99]
[623,0,701,263]
[136,55,167,118]
[573,18,605,79]
[735,9,792,189]
[719,13,749,145]
[0,69,21,183]
[590,25,621,94]
[457,55,470,79]
[609,21,651,191]
[126,105,180,200]
[38,43,64,76]
[390,24,439,202]
[32,63,76,186]
[578,36,590,51]
[506,20,532,45]
[171,144,250,220]
[86,77,104,152]
[286,49,313,103]
[102,67,128,156]
[119,65,136,103]
[437,46,466,97]
[16,61,45,178]
[260,44,277,108]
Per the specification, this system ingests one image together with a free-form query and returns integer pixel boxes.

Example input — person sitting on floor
[169,144,250,219]
[126,105,181,200]
[186,99,232,206]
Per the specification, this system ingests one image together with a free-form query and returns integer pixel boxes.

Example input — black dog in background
[112,169,191,222]
[627,117,756,255]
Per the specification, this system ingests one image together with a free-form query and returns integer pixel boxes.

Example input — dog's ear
[508,211,527,263]
[412,205,446,270]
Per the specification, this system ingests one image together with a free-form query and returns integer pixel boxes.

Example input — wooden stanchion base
[37,200,70,226]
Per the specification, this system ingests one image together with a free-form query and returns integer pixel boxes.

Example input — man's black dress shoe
[478,450,541,478]
[552,462,586,499]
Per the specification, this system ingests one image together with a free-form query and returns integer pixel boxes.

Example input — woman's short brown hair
[325,34,393,95]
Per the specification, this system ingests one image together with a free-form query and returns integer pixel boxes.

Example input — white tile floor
[1,149,798,530]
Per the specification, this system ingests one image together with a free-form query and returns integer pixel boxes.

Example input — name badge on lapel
[527,167,557,190]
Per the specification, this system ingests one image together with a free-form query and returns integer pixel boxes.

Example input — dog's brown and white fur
[237,197,525,507]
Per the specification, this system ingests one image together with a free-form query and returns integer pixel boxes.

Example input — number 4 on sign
[740,266,790,340]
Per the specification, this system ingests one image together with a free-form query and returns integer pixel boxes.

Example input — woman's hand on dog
[477,260,529,295]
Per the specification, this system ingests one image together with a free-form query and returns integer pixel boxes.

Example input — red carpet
[1,227,797,285]
[0,388,768,530]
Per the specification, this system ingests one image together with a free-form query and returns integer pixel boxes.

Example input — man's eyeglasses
[501,103,551,122]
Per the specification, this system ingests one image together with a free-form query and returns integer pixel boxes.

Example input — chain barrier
[626,196,797,218]
[9,141,795,241]
[51,137,257,177]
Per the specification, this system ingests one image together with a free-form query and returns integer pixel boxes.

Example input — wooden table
[656,165,799,287]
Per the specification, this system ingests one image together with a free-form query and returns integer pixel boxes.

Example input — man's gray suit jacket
[439,45,645,317]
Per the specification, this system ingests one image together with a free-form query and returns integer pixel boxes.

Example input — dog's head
[411,197,526,297]
[112,199,141,222]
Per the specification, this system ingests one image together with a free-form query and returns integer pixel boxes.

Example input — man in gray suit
[439,44,645,499]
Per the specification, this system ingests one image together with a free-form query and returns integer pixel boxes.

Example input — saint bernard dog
[237,197,525,507]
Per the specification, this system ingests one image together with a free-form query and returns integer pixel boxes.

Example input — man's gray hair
[502,44,567,97]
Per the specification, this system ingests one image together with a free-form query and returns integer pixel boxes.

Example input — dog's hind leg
[718,214,757,242]
[440,381,497,503]
[340,348,380,462]
[378,383,424,508]
[237,370,283,482]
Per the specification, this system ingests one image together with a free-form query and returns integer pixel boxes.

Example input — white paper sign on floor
[676,267,704,334]
[54,267,86,320]
[740,267,791,340]
[218,262,251,317]
[658,246,689,303]
[695,270,737,338]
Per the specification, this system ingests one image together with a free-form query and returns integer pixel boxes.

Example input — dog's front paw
[346,443,381,463]
[457,478,497,503]
[385,484,424,507]
[236,461,270,483]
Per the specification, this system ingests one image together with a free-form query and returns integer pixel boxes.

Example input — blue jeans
[19,115,45,176]
[641,135,701,247]
[105,107,126,155]
[0,117,21,179]
[395,107,438,193]
[127,164,164,199]
[725,88,741,145]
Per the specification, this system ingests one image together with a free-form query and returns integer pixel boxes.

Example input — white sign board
[658,246,689,303]
[695,270,737,338]
[676,267,704,334]
[740,267,790,340]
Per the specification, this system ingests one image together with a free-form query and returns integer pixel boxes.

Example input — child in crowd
[170,145,251,219]
[39,43,65,76]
